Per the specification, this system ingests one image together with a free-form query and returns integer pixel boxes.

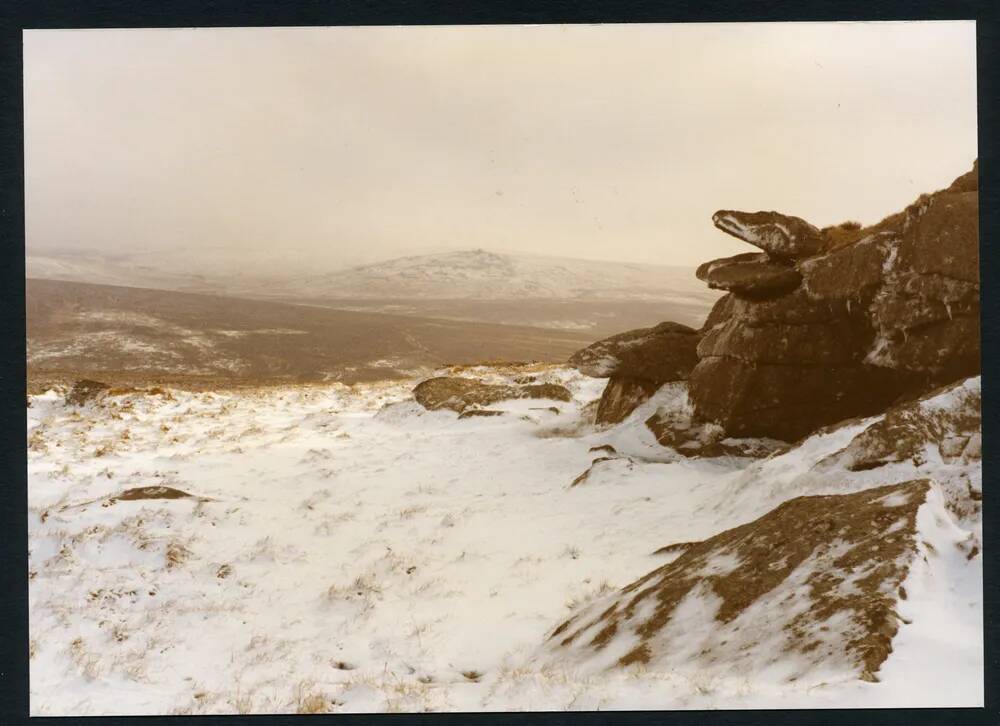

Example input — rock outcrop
[568,322,699,424]
[688,161,979,441]
[593,377,662,425]
[568,321,699,380]
[637,382,786,459]
[645,405,785,459]
[695,252,803,298]
[712,210,826,260]
[413,376,571,414]
[821,376,981,473]
[549,479,932,682]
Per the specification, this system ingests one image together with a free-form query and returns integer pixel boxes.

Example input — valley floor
[26,366,983,714]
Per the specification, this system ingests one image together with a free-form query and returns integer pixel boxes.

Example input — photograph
[22,20,982,714]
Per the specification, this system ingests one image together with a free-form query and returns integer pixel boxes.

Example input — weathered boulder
[413,376,571,413]
[695,251,761,280]
[712,209,825,260]
[594,376,660,425]
[688,356,915,441]
[643,382,786,458]
[569,321,700,425]
[697,312,861,366]
[644,403,782,458]
[687,161,979,441]
[568,321,699,380]
[695,253,802,298]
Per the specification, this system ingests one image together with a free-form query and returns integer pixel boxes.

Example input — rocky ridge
[691,161,979,441]
[568,322,699,425]
[568,161,979,445]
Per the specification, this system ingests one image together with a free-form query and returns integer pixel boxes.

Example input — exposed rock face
[822,377,981,473]
[568,322,699,380]
[645,405,784,459]
[549,479,931,682]
[688,357,912,443]
[643,382,786,458]
[413,376,571,413]
[712,210,825,260]
[688,162,979,441]
[695,252,803,298]
[568,322,699,425]
[594,377,660,425]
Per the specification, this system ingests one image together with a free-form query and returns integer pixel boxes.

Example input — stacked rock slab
[568,322,700,424]
[688,161,979,441]
[413,376,572,414]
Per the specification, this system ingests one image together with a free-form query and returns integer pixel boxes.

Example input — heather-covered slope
[26,279,598,390]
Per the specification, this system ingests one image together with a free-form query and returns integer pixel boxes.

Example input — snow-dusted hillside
[25,254,221,294]
[288,250,715,302]
[26,247,308,294]
[27,366,982,714]
[27,249,717,305]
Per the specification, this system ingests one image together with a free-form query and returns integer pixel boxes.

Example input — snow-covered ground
[27,367,983,714]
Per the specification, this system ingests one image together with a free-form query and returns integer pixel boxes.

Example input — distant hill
[27,248,717,305]
[281,249,714,303]
[26,249,720,337]
[26,253,222,294]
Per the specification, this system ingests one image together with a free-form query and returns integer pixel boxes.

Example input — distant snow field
[27,367,982,714]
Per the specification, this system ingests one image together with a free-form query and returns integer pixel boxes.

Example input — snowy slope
[27,368,982,714]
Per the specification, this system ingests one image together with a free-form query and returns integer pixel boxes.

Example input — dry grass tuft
[165,541,192,569]
[821,220,867,250]
[68,637,103,680]
[293,681,335,714]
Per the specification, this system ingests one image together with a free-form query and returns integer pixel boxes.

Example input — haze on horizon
[24,21,977,276]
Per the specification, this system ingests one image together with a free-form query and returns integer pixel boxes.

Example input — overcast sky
[23,21,977,273]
